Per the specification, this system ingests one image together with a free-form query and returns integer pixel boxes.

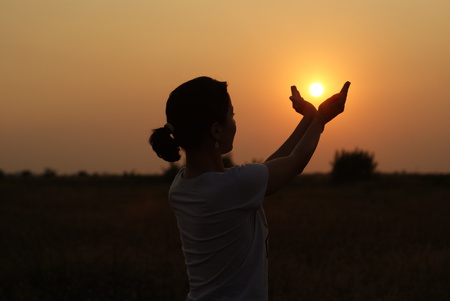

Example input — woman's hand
[318,81,351,123]
[290,86,317,116]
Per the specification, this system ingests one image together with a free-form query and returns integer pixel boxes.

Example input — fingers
[290,85,296,95]
[290,85,302,99]
[340,81,351,97]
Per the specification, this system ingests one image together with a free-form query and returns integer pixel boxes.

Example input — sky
[1,0,449,175]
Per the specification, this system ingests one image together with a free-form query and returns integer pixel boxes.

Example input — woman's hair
[150,76,230,162]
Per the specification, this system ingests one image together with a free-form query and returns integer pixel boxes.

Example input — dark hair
[150,76,230,162]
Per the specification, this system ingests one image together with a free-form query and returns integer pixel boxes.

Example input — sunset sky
[1,0,449,175]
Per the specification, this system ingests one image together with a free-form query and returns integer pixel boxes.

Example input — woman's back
[169,164,269,301]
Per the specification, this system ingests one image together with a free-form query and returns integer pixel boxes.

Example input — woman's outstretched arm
[264,81,351,196]
[266,86,317,161]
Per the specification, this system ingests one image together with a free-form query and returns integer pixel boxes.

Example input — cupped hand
[289,85,317,116]
[318,81,351,123]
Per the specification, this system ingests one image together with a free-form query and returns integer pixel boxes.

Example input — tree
[331,149,377,184]
[20,170,33,178]
[43,168,57,178]
[222,154,234,168]
[162,162,180,182]
[77,170,89,177]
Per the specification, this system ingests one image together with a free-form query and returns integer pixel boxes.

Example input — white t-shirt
[169,163,269,301]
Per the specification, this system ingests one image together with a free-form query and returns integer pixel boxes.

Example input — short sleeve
[232,163,269,209]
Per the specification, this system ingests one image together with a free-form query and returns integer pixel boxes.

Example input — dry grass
[0,174,449,300]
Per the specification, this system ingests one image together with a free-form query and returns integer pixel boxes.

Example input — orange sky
[1,0,449,175]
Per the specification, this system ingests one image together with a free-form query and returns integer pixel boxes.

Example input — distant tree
[163,162,180,182]
[20,170,33,178]
[251,158,264,164]
[331,149,377,184]
[77,170,89,177]
[123,170,136,178]
[222,154,234,168]
[43,168,57,178]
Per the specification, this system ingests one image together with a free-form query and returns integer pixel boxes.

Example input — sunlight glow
[309,83,324,97]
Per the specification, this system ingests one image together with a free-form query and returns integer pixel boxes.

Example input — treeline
[1,150,449,186]
[0,155,237,182]
[0,168,449,189]
[0,168,167,184]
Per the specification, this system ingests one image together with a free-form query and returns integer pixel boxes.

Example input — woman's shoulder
[226,163,268,175]
[223,164,269,186]
[172,164,268,186]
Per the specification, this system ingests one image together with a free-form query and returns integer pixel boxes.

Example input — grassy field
[0,174,449,300]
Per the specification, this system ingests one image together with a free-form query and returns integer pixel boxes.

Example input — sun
[309,83,324,97]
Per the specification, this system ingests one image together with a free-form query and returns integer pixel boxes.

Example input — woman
[150,76,350,300]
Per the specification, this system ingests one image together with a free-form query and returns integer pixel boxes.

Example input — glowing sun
[309,83,324,97]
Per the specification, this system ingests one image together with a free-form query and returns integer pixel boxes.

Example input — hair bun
[149,127,181,162]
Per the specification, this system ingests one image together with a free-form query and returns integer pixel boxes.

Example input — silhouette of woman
[150,76,350,300]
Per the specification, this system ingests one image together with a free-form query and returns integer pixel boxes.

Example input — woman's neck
[183,145,224,179]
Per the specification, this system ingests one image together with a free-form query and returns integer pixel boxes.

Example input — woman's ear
[210,122,222,141]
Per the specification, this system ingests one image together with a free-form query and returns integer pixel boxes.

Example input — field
[1,174,449,300]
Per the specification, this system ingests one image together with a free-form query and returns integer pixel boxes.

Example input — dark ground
[1,174,449,300]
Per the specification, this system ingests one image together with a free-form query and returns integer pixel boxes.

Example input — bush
[222,154,234,168]
[42,168,57,178]
[162,162,181,182]
[331,149,377,184]
[20,170,33,178]
[77,170,89,177]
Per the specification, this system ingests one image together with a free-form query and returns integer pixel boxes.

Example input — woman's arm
[266,86,317,161]
[264,82,351,196]
[265,113,316,162]
[264,116,323,196]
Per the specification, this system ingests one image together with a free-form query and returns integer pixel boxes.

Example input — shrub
[77,170,89,177]
[222,154,234,168]
[162,162,180,182]
[331,149,377,184]
[42,168,57,178]
[20,170,33,178]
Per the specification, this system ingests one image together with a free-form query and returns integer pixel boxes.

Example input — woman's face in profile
[220,101,236,154]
